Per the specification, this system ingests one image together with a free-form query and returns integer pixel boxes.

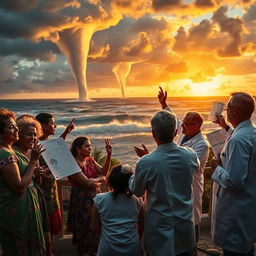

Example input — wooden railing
[57,167,214,237]
[57,178,72,237]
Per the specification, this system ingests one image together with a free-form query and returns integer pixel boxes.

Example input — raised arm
[60,118,75,140]
[211,138,250,190]
[69,171,106,188]
[158,86,168,109]
[1,141,44,193]
[94,139,112,176]
[213,114,231,131]
[134,144,149,158]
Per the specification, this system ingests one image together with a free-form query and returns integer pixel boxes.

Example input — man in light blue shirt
[211,92,256,256]
[129,110,199,256]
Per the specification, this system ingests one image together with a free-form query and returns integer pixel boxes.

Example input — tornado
[112,62,132,98]
[56,26,96,101]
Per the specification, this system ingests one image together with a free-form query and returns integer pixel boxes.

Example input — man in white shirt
[211,92,256,256]
[129,110,199,256]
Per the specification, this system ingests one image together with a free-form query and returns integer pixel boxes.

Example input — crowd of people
[0,89,255,256]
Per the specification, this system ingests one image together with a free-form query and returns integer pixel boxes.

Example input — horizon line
[0,95,237,101]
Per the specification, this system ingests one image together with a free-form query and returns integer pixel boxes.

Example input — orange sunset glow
[0,0,255,99]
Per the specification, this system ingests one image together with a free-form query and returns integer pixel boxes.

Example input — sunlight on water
[0,96,255,166]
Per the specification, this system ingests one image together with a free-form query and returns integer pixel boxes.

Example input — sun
[189,76,223,96]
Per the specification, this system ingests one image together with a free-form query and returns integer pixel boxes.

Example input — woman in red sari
[68,136,112,256]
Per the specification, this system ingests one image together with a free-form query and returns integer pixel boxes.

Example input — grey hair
[150,110,177,142]
[231,92,255,119]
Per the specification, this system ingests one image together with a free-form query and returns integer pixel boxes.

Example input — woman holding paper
[0,109,46,255]
[68,136,112,256]
[36,112,75,238]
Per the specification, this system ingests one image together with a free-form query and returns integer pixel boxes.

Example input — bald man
[211,92,256,256]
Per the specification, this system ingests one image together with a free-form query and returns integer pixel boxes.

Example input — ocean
[1,97,255,167]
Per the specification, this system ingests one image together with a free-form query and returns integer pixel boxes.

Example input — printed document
[41,138,81,180]
[208,102,225,122]
[206,129,227,157]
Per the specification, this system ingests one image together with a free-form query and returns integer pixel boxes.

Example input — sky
[0,0,255,99]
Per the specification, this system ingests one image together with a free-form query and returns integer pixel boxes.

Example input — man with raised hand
[130,110,199,256]
[211,92,256,256]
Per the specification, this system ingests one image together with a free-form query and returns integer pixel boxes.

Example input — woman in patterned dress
[15,115,53,256]
[0,108,46,255]
[68,136,112,256]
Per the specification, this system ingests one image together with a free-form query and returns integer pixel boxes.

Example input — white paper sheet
[208,102,225,122]
[206,129,227,157]
[41,138,81,180]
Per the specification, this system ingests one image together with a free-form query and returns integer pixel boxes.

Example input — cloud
[165,61,188,73]
[216,81,232,90]
[0,38,58,61]
[195,0,215,8]
[152,0,182,11]
[0,0,39,11]
[190,72,212,83]
[89,15,173,63]
[0,1,255,97]
[213,6,244,57]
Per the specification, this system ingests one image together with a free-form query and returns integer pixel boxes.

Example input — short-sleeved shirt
[94,192,142,256]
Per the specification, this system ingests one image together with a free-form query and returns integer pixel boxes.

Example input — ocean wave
[69,108,91,113]
[57,121,150,135]
[62,99,96,103]
[76,114,150,124]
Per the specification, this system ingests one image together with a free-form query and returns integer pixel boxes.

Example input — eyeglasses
[225,103,234,110]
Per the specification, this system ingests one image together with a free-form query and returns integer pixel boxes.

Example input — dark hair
[70,136,89,157]
[108,164,134,199]
[0,108,16,134]
[35,112,53,125]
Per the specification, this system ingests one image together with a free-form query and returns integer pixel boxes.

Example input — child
[92,164,143,256]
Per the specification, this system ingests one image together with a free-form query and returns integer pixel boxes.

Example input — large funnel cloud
[112,62,132,98]
[56,26,96,101]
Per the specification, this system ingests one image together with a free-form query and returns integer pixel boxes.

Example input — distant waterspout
[56,26,96,101]
[112,62,132,98]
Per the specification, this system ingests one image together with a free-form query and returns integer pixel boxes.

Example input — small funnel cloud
[56,26,96,101]
[112,62,132,98]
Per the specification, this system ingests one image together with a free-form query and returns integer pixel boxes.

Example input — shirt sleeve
[193,141,209,167]
[212,138,251,190]
[0,150,17,169]
[129,160,148,197]
[164,105,181,132]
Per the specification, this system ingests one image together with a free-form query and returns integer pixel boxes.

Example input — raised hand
[38,166,53,180]
[211,155,222,171]
[213,114,228,129]
[134,144,149,157]
[158,86,168,109]
[65,118,75,134]
[60,118,75,140]
[30,140,45,161]
[105,138,112,156]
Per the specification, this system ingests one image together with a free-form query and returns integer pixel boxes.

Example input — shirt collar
[157,142,177,150]
[234,119,252,133]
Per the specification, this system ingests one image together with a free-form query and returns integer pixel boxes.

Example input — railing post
[57,178,71,237]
